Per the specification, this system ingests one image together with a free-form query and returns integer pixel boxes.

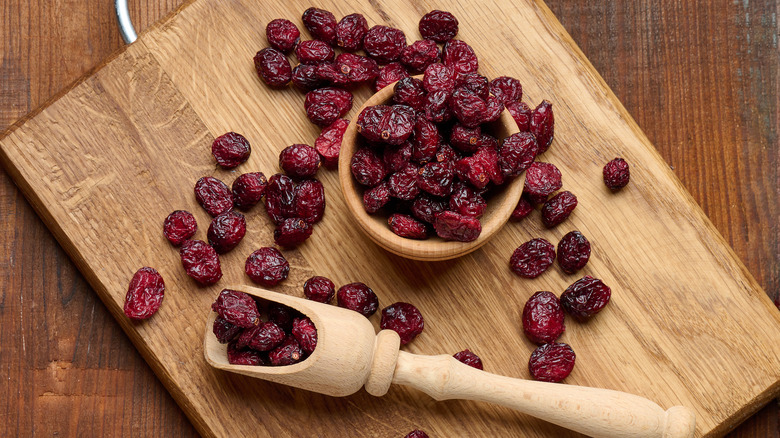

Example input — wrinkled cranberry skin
[522,291,566,345]
[434,210,482,242]
[337,282,379,317]
[523,162,562,204]
[274,218,313,247]
[419,10,459,42]
[266,18,300,53]
[510,195,534,221]
[442,40,479,76]
[264,173,296,225]
[557,231,591,274]
[351,147,387,187]
[269,335,304,366]
[245,247,289,286]
[418,161,454,196]
[530,100,555,153]
[195,176,233,217]
[450,87,487,128]
[506,101,532,132]
[364,25,407,64]
[405,431,430,438]
[314,62,350,87]
[423,63,456,93]
[180,240,222,285]
[213,317,241,344]
[123,267,165,320]
[483,95,503,124]
[453,349,483,370]
[450,124,482,153]
[227,341,265,366]
[412,194,447,223]
[163,210,197,246]
[357,104,416,145]
[374,62,409,92]
[499,132,538,178]
[604,157,630,190]
[401,40,440,72]
[304,276,336,303]
[454,146,501,189]
[363,181,391,213]
[302,7,337,45]
[388,165,421,200]
[457,73,490,100]
[388,214,428,239]
[268,302,295,332]
[295,39,335,65]
[211,289,259,328]
[279,144,320,178]
[291,64,324,91]
[541,191,578,228]
[561,276,611,322]
[207,211,247,254]
[237,321,286,351]
[212,132,251,168]
[292,317,318,354]
[490,76,523,105]
[304,87,353,127]
[529,343,575,383]
[510,238,556,278]
[423,90,452,123]
[449,184,486,217]
[336,13,368,50]
[294,179,325,223]
[232,172,267,210]
[393,77,427,111]
[254,48,292,87]
[383,142,413,173]
[336,53,379,84]
[315,119,349,168]
[412,116,440,162]
[381,302,425,345]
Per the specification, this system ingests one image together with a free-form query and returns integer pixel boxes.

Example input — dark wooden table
[0,0,776,436]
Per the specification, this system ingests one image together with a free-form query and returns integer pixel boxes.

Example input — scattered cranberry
[269,335,304,366]
[388,213,428,239]
[274,218,313,247]
[449,184,486,217]
[357,104,416,145]
[279,144,320,178]
[213,317,241,344]
[499,132,538,178]
[603,157,630,190]
[232,172,267,210]
[264,173,296,225]
[211,132,251,168]
[510,196,534,221]
[530,100,554,153]
[237,321,286,351]
[490,76,523,105]
[423,63,456,93]
[434,210,481,242]
[304,87,353,127]
[195,176,233,217]
[123,267,165,320]
[207,210,247,253]
[293,179,325,223]
[180,240,222,285]
[529,342,575,383]
[364,25,407,64]
[304,276,336,303]
[302,7,337,45]
[523,162,562,204]
[292,317,318,354]
[419,10,459,42]
[393,77,427,111]
[211,289,260,328]
[336,13,368,50]
[380,302,424,344]
[363,181,391,213]
[388,165,421,200]
[541,191,577,228]
[557,231,591,274]
[401,40,440,72]
[506,101,532,131]
[315,119,349,168]
[453,349,483,370]
[374,62,410,91]
[337,282,379,317]
[295,39,335,64]
[266,18,300,53]
[336,53,380,84]
[245,247,289,286]
[510,238,555,278]
[253,48,292,87]
[522,291,566,345]
[227,341,265,366]
[291,64,324,91]
[351,146,387,187]
[561,276,611,322]
[163,210,197,246]
[442,40,479,76]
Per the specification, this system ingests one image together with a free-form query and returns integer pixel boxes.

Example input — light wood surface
[0,1,778,437]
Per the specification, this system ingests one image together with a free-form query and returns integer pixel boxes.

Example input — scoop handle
[392,351,695,438]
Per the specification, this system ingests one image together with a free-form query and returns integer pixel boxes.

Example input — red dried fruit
[207,211,247,254]
[364,25,407,64]
[266,18,300,53]
[523,162,562,204]
[442,40,479,76]
[363,181,391,213]
[388,165,421,200]
[305,87,353,127]
[268,302,295,332]
[274,218,313,248]
[393,77,428,111]
[529,342,575,383]
[337,282,379,317]
[450,87,487,128]
[453,349,483,370]
[418,161,454,196]
[603,157,630,190]
[314,62,350,87]
[292,317,318,354]
[293,179,325,223]
[336,13,368,51]
[315,119,349,168]
[489,76,523,105]
[373,62,410,92]
[195,176,233,217]
[499,132,538,178]
[227,341,265,366]
[211,132,251,168]
[388,213,428,239]
[269,335,304,366]
[237,321,286,351]
[296,39,335,65]
[380,302,425,344]
[412,116,440,162]
[383,141,413,173]
[482,95,504,124]
[291,64,325,91]
[530,100,554,153]
[405,431,430,438]
[211,289,260,328]
[304,276,336,303]
[557,231,591,274]
[454,146,502,189]
[302,7,337,45]
[510,195,534,221]
[264,173,296,224]
[163,210,197,246]
[506,101,532,132]
[336,53,380,84]
[456,73,490,100]
[253,48,292,87]
[450,123,482,153]
[541,191,578,228]
[356,104,417,145]
[245,247,289,286]
[449,184,486,217]
[522,291,565,345]
[436,143,460,164]
[412,194,448,223]
[351,146,387,187]
[401,40,440,72]
[423,89,452,123]
[213,317,241,344]
[232,172,267,210]
[180,240,222,285]
[561,276,611,321]
[419,10,459,42]
[279,144,320,179]
[123,267,165,320]
[434,210,482,242]
[510,238,556,278]
[423,63,456,93]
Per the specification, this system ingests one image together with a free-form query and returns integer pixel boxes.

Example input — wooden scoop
[204,286,695,438]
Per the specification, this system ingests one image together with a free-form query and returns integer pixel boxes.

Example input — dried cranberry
[499,132,538,178]
[393,77,427,111]
[237,321,286,351]
[412,194,447,223]
[291,64,325,91]
[373,62,409,92]
[400,40,440,72]
[211,132,250,168]
[264,173,296,224]
[253,48,292,87]
[522,291,565,345]
[481,133,499,150]
[541,191,577,228]
[561,276,611,322]
[510,238,555,278]
[363,181,391,213]
[510,195,534,221]
[423,63,456,93]
[456,73,490,100]
[123,267,165,320]
[279,144,320,178]
[388,214,428,239]
[388,165,420,200]
[449,184,486,217]
[314,62,350,87]
[506,101,532,132]
[450,123,482,153]
[436,143,460,164]
[419,10,459,42]
[305,87,353,127]
[411,116,440,162]
[442,40,479,76]
[454,146,501,189]
[195,176,233,217]
[603,157,630,190]
[180,240,222,285]
[268,302,294,332]
[245,247,289,286]
[293,179,325,223]
[423,90,452,123]
[417,161,454,196]
[523,162,562,204]
[529,343,575,382]
[227,341,265,366]
[232,172,267,210]
[207,211,246,254]
[337,282,379,317]
[266,18,300,53]
[315,119,349,168]
[530,100,554,153]
[304,276,335,303]
[336,13,368,50]
[211,289,259,328]
[489,76,523,105]
[357,104,416,145]
[269,335,304,366]
[383,141,413,173]
[380,302,424,344]
[482,95,504,124]
[292,317,318,354]
[337,53,380,84]
[351,146,387,187]
[274,218,313,247]
[557,231,591,274]
[453,349,483,370]
[450,87,487,128]
[302,7,337,45]
[163,210,197,246]
[434,210,481,242]
[212,317,241,344]
[364,25,407,64]
[296,39,335,65]
[405,431,429,438]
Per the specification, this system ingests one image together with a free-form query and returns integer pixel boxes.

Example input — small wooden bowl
[338,80,524,261]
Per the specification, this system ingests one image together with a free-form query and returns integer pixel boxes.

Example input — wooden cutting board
[1,0,777,436]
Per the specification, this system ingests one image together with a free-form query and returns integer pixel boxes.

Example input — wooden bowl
[338,80,524,261]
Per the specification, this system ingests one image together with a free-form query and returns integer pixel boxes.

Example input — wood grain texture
[0,1,776,438]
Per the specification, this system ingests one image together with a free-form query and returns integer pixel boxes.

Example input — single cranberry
[293,179,325,223]
[351,146,387,187]
[207,210,247,253]
[212,317,241,344]
[453,349,483,370]
[450,123,482,153]
[603,157,630,190]
[412,116,440,162]
[195,176,233,217]
[412,194,448,223]
[356,104,416,145]
[393,77,427,111]
[373,62,410,92]
[232,172,267,210]
[302,7,337,45]
[442,40,479,76]
[561,276,611,322]
[449,87,487,128]
[457,73,490,100]
[499,132,538,178]
[163,210,197,246]
[541,191,578,228]
[405,431,430,438]
[123,267,165,320]
[279,144,320,178]
[383,142,413,173]
[336,13,368,51]
[180,240,222,285]
[530,100,554,153]
[337,282,379,317]
[304,87,353,127]
[314,61,350,87]
[266,18,300,53]
[388,165,421,201]
[522,291,566,345]
[211,132,251,168]
[422,63,456,93]
[380,302,424,344]
[419,10,459,42]
[523,162,562,204]
[335,53,379,84]
[449,184,486,217]
[363,181,391,213]
[528,343,575,383]
[510,238,556,278]
[291,64,325,91]
[269,335,304,366]
[264,173,296,225]
[211,289,260,328]
[227,341,265,366]
[274,218,313,248]
[506,101,532,132]
[400,40,440,72]
[292,317,318,354]
[240,321,287,352]
[423,89,452,123]
[253,48,292,87]
[482,95,503,124]
[304,276,336,303]
[315,119,349,168]
[295,39,335,65]
[418,161,455,197]
[557,231,591,274]
[434,210,481,242]
[388,214,428,239]
[489,76,523,105]
[454,146,501,189]
[364,25,407,64]
[510,195,534,221]
[245,247,289,286]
